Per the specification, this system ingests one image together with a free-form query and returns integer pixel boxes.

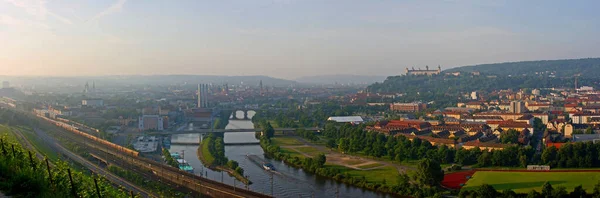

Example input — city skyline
[1,0,600,79]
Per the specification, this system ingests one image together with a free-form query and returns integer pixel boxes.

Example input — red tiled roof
[546,143,564,149]
[498,122,532,128]
[462,141,509,148]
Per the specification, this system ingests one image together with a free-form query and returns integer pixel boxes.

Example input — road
[33,128,157,198]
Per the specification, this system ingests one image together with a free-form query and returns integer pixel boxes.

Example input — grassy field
[199,138,215,166]
[271,137,303,146]
[295,146,322,156]
[463,171,600,193]
[328,164,399,186]
[0,125,16,142]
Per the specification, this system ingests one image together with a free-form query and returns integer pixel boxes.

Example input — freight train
[39,115,139,157]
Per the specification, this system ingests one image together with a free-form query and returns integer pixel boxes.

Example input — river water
[170,111,391,198]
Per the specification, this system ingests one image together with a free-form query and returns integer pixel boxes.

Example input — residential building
[509,100,525,113]
[471,92,478,100]
[390,102,427,112]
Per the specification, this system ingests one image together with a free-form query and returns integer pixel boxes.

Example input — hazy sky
[1,0,599,79]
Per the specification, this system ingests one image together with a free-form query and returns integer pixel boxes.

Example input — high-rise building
[83,82,89,93]
[197,84,210,108]
[509,101,524,113]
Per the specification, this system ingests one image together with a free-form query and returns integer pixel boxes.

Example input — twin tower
[197,84,209,108]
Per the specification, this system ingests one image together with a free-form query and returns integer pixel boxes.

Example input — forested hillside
[444,58,600,77]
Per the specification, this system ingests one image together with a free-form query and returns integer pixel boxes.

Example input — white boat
[262,163,275,171]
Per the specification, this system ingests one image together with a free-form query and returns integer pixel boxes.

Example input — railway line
[37,115,272,198]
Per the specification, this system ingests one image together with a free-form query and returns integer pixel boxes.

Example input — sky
[1,0,600,79]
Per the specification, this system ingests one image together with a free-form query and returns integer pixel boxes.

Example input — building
[1,81,9,89]
[471,92,478,100]
[509,101,525,113]
[390,102,427,112]
[405,65,441,76]
[185,108,214,128]
[465,102,485,110]
[197,84,210,108]
[138,115,165,131]
[572,134,600,143]
[532,89,541,96]
[82,98,104,107]
[327,116,364,124]
[570,112,600,124]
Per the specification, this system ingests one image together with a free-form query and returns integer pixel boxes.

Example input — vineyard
[0,128,133,197]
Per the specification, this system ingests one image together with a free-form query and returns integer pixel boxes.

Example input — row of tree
[202,133,246,179]
[460,181,600,198]
[320,122,600,169]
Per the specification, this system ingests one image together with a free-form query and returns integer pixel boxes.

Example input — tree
[315,153,326,168]
[542,182,554,198]
[414,158,444,186]
[227,160,239,170]
[594,181,600,197]
[235,167,244,175]
[586,126,594,134]
[501,129,520,144]
[476,184,497,198]
[570,185,586,198]
[263,122,275,139]
[527,190,541,198]
[338,138,350,152]
[553,186,567,198]
[326,139,337,149]
[502,189,517,198]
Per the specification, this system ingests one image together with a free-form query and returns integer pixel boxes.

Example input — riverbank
[261,136,403,195]
[197,137,251,185]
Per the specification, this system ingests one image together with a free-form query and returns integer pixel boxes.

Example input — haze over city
[2,0,600,79]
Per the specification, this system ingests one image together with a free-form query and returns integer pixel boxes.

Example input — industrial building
[138,115,165,131]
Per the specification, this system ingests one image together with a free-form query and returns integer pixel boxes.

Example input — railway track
[37,117,272,198]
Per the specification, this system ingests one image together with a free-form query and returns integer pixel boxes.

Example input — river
[170,111,391,198]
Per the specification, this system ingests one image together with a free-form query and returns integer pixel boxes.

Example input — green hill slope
[444,58,600,77]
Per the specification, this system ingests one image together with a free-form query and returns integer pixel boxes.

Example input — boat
[262,163,275,171]
[170,152,194,173]
[179,163,194,173]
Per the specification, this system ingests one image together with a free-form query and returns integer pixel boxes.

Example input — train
[39,115,139,157]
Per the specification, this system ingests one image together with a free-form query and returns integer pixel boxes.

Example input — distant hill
[295,75,387,85]
[0,75,297,87]
[444,58,600,77]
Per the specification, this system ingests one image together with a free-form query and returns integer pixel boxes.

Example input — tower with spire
[259,80,264,94]
[83,82,89,94]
